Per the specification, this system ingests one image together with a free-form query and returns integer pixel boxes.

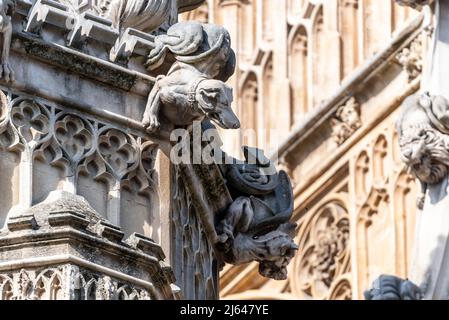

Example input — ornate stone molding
[216,147,298,281]
[291,197,351,299]
[0,89,158,227]
[0,190,179,300]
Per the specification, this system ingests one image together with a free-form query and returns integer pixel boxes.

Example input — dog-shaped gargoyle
[0,0,13,82]
[142,64,240,132]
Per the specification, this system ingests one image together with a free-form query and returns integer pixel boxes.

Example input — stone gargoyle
[0,0,13,82]
[397,92,449,186]
[364,275,422,300]
[142,21,239,133]
[142,66,240,132]
[216,147,298,280]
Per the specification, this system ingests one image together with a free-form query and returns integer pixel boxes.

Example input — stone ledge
[11,31,155,91]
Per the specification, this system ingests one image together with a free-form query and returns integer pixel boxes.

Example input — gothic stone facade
[183,0,426,299]
[0,0,299,300]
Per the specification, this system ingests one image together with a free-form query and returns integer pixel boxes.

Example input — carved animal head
[196,79,240,130]
[397,93,449,184]
[231,231,298,280]
[257,233,298,280]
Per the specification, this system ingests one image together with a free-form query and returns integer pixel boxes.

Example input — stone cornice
[11,31,155,93]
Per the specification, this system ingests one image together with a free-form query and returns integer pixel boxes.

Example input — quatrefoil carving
[11,100,50,145]
[98,129,138,179]
[55,115,93,163]
[0,91,7,124]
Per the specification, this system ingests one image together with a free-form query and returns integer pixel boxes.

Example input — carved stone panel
[292,196,351,300]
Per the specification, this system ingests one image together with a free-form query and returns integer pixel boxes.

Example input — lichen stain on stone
[21,37,137,91]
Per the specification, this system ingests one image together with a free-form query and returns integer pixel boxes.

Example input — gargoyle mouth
[209,113,240,130]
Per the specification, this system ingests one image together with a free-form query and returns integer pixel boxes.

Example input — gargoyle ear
[4,0,14,14]
[431,95,449,129]
[198,87,220,111]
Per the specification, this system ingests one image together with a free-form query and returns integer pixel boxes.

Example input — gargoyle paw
[143,114,161,132]
[0,63,14,83]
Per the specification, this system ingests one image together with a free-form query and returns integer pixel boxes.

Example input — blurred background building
[183,0,426,299]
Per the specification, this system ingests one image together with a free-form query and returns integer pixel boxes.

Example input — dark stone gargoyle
[364,275,423,300]
[216,146,298,280]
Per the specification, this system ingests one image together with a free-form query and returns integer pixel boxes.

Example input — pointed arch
[262,53,275,150]
[261,0,273,41]
[240,71,259,146]
[362,0,392,58]
[339,0,360,78]
[288,24,309,125]
[311,5,326,107]
[373,135,388,182]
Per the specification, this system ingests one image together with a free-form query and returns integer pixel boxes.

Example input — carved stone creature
[217,197,298,280]
[216,147,298,280]
[396,92,449,185]
[331,97,361,145]
[0,0,13,82]
[141,21,239,132]
[396,37,423,82]
[142,65,240,132]
[146,21,236,82]
[364,275,423,300]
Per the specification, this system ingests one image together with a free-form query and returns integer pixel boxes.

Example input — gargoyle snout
[214,109,241,129]
[402,142,425,165]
